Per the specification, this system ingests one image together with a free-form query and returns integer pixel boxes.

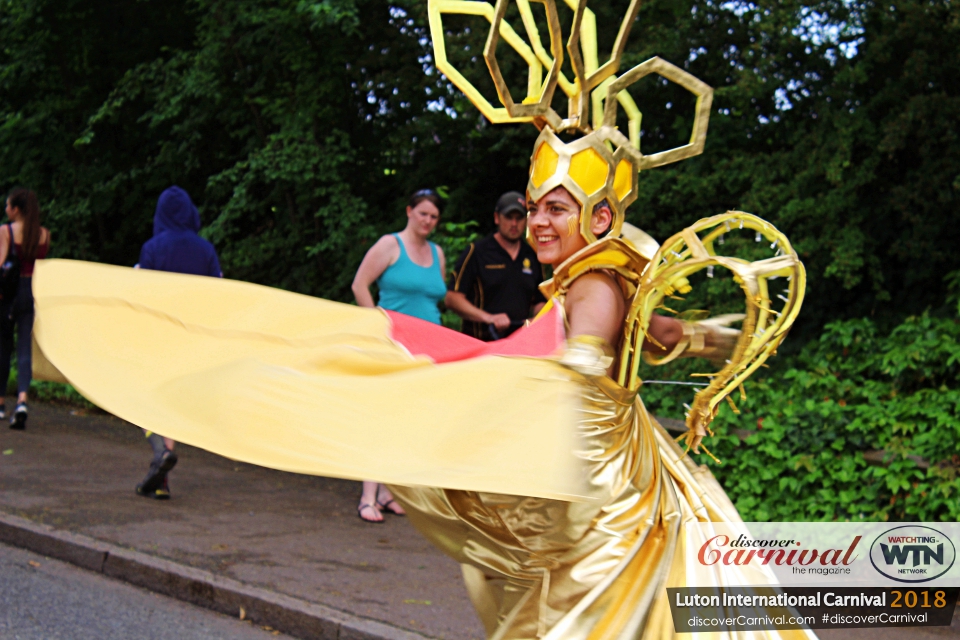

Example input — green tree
[2,0,957,332]
[0,0,195,260]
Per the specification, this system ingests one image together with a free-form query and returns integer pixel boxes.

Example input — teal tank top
[377,234,446,324]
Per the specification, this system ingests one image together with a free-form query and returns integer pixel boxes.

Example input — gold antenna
[429,0,713,246]
[428,0,710,157]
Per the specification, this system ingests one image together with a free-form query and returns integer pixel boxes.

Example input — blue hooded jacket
[139,186,222,277]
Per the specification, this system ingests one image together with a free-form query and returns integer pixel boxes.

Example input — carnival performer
[351,188,447,522]
[29,2,808,638]
[384,2,810,638]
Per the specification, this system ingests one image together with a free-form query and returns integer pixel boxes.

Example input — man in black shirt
[447,192,546,340]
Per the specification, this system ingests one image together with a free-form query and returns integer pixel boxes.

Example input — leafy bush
[29,381,97,409]
[5,373,95,409]
[643,310,960,522]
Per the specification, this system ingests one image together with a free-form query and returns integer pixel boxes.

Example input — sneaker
[0,403,6,420]
[136,476,172,500]
[135,450,178,498]
[153,477,172,500]
[9,403,27,430]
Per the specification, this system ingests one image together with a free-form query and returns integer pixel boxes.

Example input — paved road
[0,403,478,640]
[0,542,292,640]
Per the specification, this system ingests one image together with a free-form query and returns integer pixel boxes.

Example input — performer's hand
[698,313,744,366]
[486,313,512,332]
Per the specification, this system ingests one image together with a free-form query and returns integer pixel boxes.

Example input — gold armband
[559,335,614,378]
[644,314,744,366]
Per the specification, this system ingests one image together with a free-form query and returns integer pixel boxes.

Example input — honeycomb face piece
[568,148,609,197]
[530,141,560,189]
[613,159,633,201]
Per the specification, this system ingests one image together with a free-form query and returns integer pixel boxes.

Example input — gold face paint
[566,214,578,237]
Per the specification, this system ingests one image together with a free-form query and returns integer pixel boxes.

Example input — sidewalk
[0,402,482,640]
[0,402,958,640]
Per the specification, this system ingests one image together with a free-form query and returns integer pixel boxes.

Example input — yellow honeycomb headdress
[428,0,713,243]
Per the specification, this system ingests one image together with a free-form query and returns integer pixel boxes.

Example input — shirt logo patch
[522,257,533,274]
[485,264,506,269]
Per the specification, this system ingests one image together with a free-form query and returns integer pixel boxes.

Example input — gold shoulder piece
[539,236,651,301]
[619,222,659,261]
[537,235,655,391]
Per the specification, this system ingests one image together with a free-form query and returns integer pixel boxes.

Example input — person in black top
[446,192,546,340]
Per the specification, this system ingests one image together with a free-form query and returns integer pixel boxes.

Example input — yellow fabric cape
[33,259,587,501]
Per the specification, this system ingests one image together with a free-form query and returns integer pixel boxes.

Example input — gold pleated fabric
[392,378,817,640]
[34,259,815,640]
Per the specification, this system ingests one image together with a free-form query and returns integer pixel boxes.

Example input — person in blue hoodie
[135,186,222,499]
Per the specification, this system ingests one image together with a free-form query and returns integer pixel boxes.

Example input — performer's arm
[565,275,718,359]
[643,314,742,364]
[352,235,399,308]
[560,273,625,377]
[642,314,684,354]
[565,272,625,346]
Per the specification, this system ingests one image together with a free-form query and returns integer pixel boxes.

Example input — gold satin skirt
[392,376,815,640]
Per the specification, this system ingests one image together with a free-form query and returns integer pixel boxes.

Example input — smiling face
[527,187,612,267]
[405,199,441,238]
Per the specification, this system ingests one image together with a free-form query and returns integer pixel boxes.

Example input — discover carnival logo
[698,533,861,575]
[869,526,956,583]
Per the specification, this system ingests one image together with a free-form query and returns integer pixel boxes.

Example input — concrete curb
[0,511,432,640]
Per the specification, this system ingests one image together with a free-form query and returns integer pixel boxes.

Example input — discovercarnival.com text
[666,586,958,631]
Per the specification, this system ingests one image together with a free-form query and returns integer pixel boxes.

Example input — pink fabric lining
[386,306,565,364]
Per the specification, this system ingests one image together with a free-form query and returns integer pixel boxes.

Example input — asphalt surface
[0,402,481,640]
[0,541,292,639]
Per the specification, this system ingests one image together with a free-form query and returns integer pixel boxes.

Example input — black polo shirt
[449,234,546,340]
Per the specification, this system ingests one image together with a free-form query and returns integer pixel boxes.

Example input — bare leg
[358,481,383,522]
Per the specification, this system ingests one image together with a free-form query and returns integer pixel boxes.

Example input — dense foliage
[644,286,960,521]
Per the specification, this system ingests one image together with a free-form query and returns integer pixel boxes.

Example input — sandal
[357,502,384,523]
[377,497,405,516]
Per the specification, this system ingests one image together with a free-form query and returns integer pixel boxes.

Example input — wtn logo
[871,526,956,583]
[880,541,944,567]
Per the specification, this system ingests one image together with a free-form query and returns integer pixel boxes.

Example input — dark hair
[408,188,442,212]
[7,188,42,262]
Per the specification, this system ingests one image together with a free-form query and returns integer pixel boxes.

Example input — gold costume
[31,2,813,638]
[390,218,807,640]
[392,2,811,638]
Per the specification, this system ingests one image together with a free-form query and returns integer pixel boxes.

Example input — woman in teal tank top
[375,233,446,323]
[351,189,447,522]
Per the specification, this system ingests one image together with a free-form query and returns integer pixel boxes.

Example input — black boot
[136,433,178,498]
